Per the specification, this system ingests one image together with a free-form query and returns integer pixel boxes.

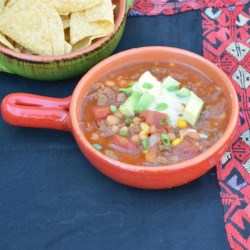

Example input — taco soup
[80,61,229,166]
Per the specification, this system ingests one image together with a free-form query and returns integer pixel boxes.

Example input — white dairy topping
[132,71,190,126]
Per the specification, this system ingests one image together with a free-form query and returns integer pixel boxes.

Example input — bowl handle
[126,0,133,15]
[1,93,71,131]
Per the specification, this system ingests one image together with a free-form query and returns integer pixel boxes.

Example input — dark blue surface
[0,12,229,250]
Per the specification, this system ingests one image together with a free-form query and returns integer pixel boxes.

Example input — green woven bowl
[0,0,132,81]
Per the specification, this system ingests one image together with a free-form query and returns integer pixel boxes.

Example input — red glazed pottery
[1,47,239,189]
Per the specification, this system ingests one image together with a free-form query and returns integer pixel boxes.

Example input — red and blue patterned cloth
[131,1,250,249]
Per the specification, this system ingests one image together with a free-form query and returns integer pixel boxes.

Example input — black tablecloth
[0,12,230,250]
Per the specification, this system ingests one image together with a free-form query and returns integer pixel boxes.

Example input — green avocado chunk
[134,92,154,113]
[119,92,141,116]
[162,76,181,91]
[183,92,204,126]
[176,87,191,97]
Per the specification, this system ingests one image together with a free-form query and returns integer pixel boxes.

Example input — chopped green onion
[110,105,117,113]
[210,130,217,137]
[161,134,170,146]
[155,103,168,111]
[142,138,149,150]
[92,144,103,151]
[125,118,132,125]
[119,87,132,95]
[129,81,137,87]
[119,129,128,137]
[142,82,153,89]
[167,85,178,91]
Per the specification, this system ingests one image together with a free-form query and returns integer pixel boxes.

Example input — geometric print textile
[131,1,250,249]
[131,0,249,16]
[202,4,250,250]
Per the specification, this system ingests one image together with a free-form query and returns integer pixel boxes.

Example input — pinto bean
[149,125,157,134]
[119,79,128,86]
[218,112,226,120]
[167,133,176,141]
[114,110,123,118]
[111,125,119,133]
[106,115,120,125]
[105,80,115,86]
[187,131,201,140]
[131,134,140,144]
[133,117,141,125]
[139,131,148,141]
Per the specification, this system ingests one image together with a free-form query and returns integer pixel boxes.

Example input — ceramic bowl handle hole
[1,93,71,131]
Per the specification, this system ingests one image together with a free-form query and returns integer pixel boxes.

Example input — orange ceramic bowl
[1,47,239,189]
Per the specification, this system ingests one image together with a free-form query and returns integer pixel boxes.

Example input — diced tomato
[140,110,168,127]
[109,135,141,155]
[92,106,111,120]
[145,147,157,163]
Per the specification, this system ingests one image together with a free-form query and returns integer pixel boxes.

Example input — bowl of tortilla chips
[0,0,132,80]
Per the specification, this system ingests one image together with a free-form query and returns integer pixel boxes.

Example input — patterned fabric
[202,5,250,250]
[131,0,248,16]
[131,1,250,249]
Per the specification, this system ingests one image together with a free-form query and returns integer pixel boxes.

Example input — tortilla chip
[5,0,17,7]
[42,0,102,14]
[0,0,65,56]
[13,41,23,52]
[70,0,114,45]
[0,0,115,55]
[0,0,7,12]
[72,39,92,52]
[21,48,35,55]
[60,15,70,29]
[64,42,72,54]
[0,32,18,51]
[0,0,5,8]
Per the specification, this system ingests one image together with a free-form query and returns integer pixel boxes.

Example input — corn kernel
[177,119,187,128]
[140,122,150,134]
[180,104,186,111]
[172,138,181,147]
[139,131,148,141]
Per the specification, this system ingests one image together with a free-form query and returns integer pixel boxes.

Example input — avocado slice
[134,92,154,113]
[176,87,191,97]
[162,76,181,91]
[183,92,204,126]
[119,92,141,116]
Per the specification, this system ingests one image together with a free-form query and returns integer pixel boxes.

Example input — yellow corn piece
[172,138,181,146]
[177,119,187,128]
[140,122,150,134]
